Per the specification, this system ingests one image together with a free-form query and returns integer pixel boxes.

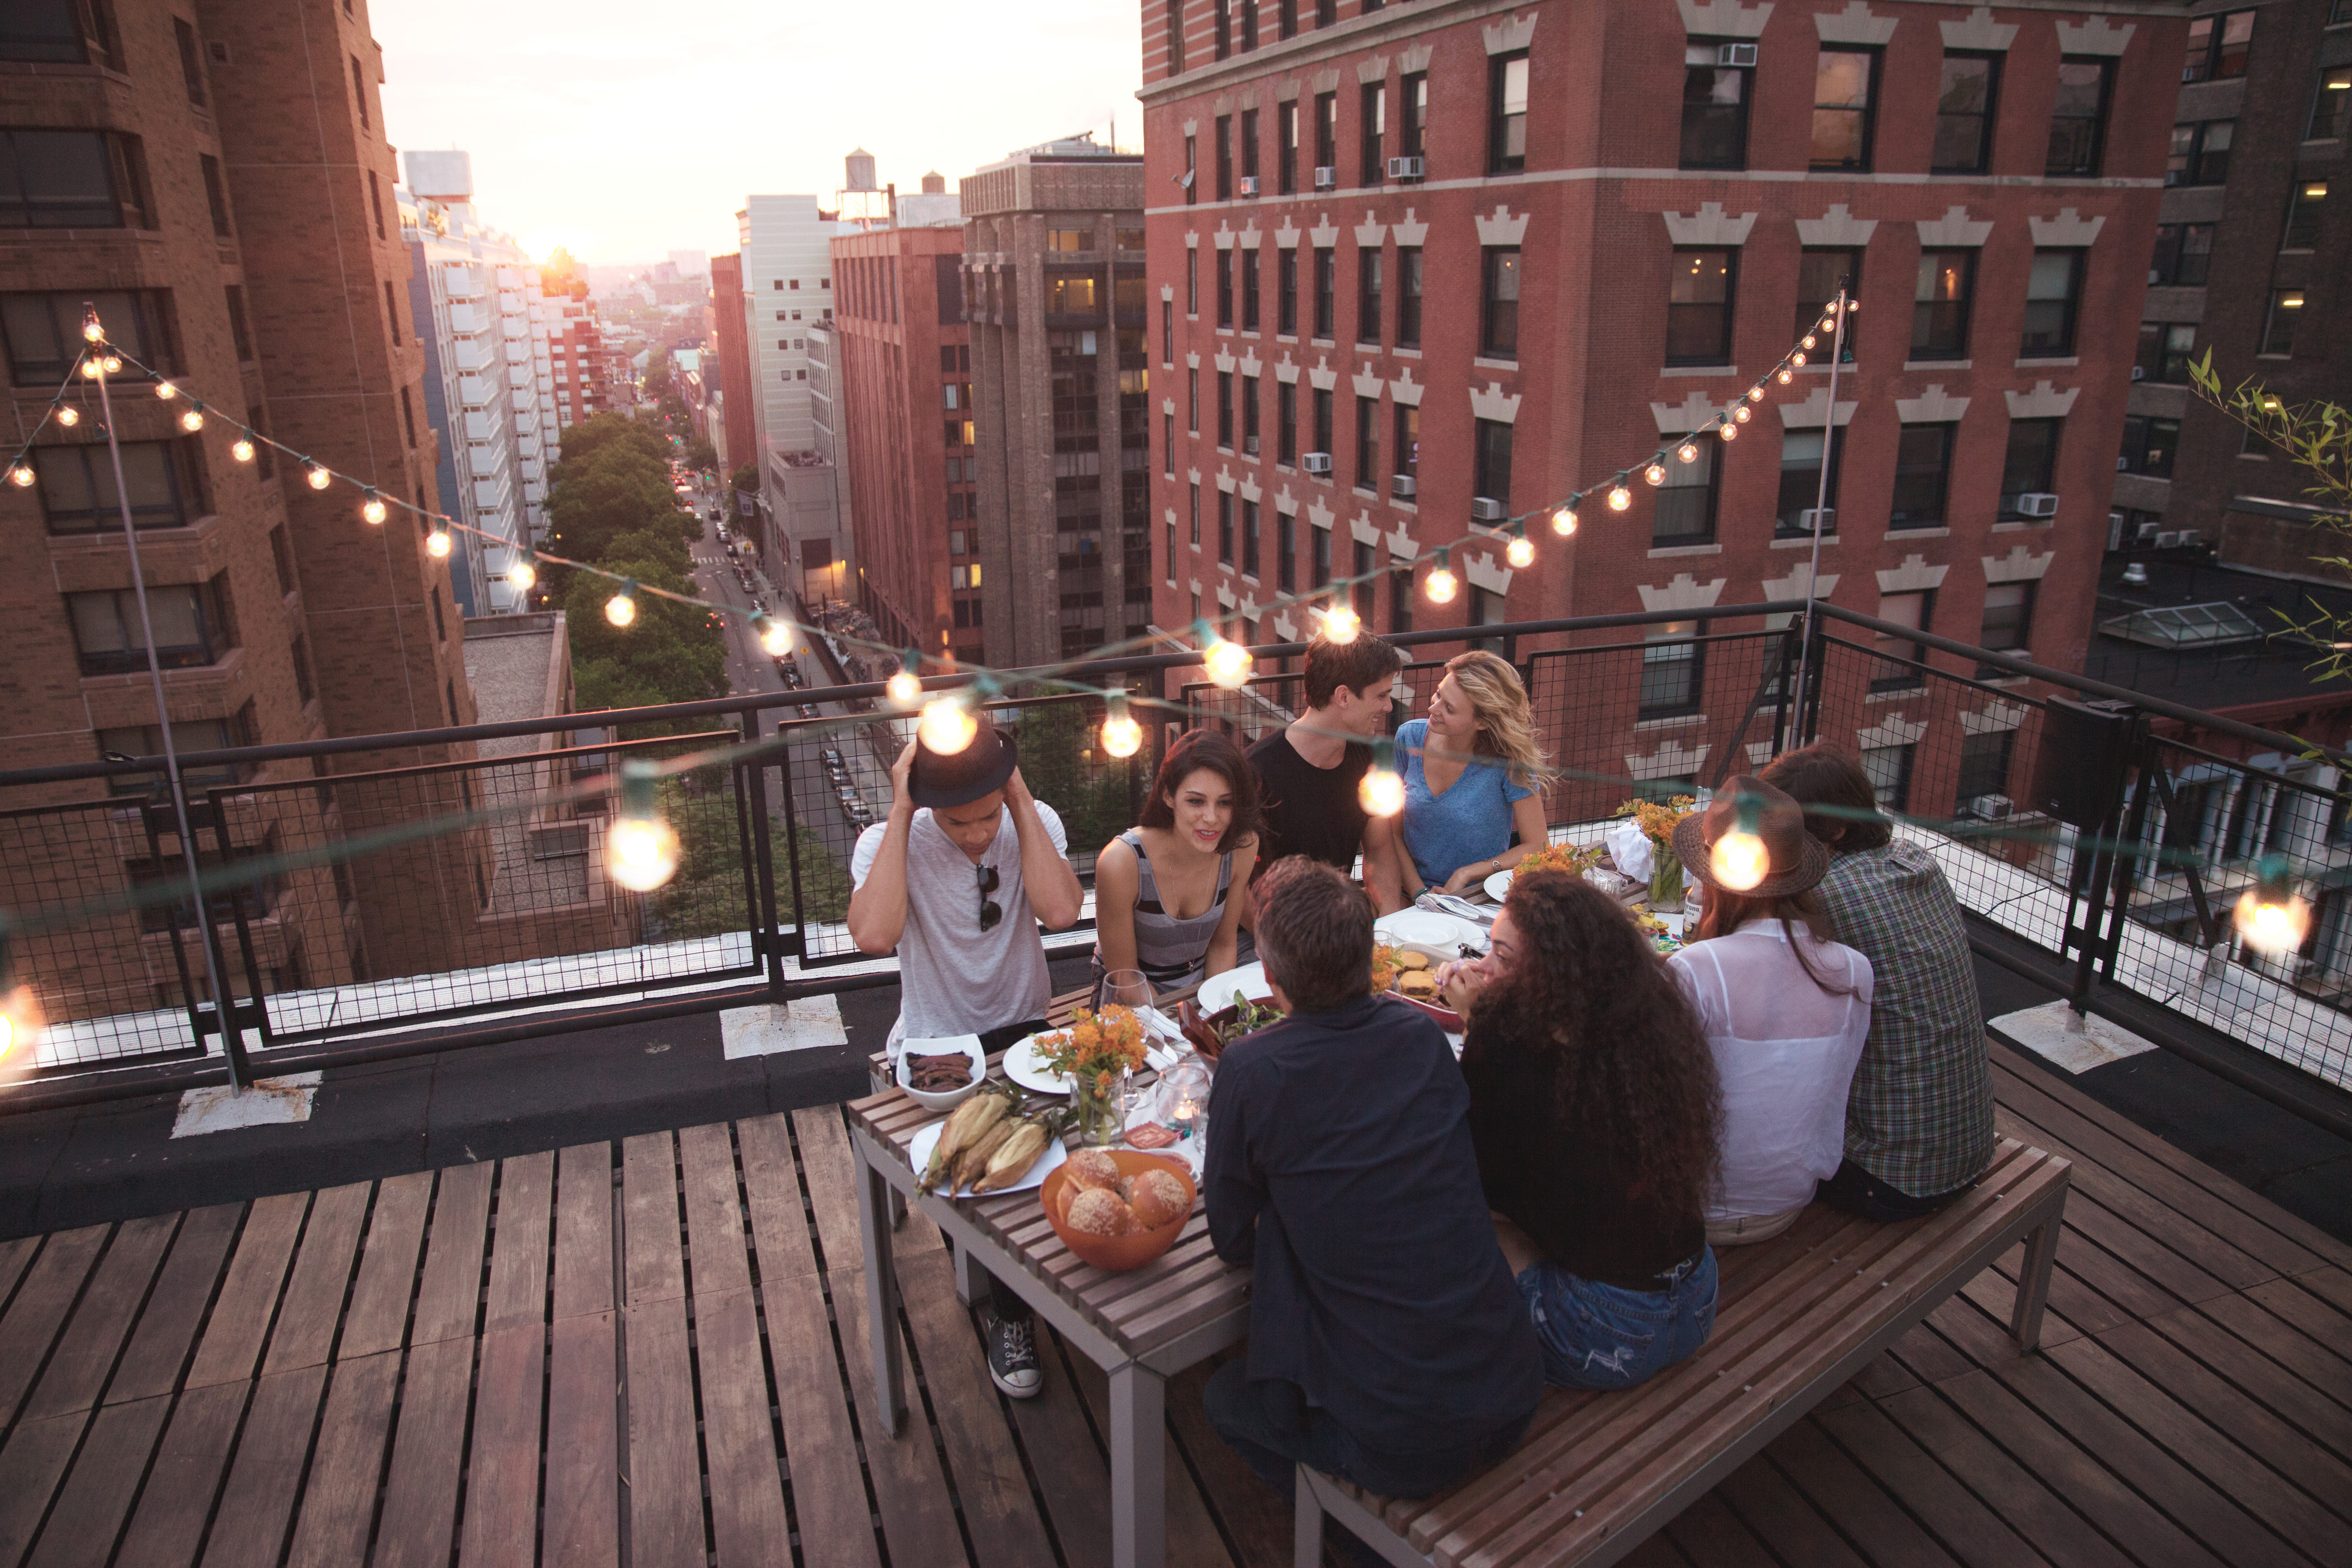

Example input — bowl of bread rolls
[1041,1148,1200,1272]
[1386,943,1465,1031]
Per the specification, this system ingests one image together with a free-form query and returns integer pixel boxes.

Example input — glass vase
[1074,1067,1128,1147]
[1648,847,1685,913]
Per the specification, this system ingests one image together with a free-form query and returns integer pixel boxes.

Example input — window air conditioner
[1388,156,1425,180]
[2136,521,2160,540]
[2118,456,2131,472]
[1717,42,1758,66]
[2177,528,2201,546]
[1302,451,1334,474]
[1313,166,1337,189]
[1391,474,1416,498]
[1244,435,1260,456]
[1799,507,1836,533]
[1470,497,1506,522]
[1970,794,2014,821]
[2016,493,2060,517]
[2156,530,2181,547]
[2130,365,2146,380]
[1240,175,1259,196]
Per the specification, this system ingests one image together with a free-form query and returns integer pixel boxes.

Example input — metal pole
[87,310,243,1091]
[1787,286,1850,748]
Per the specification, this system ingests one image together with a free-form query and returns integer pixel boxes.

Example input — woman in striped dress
[1093,729,1261,997]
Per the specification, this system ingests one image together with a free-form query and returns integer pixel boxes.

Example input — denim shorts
[1515,1248,1719,1390]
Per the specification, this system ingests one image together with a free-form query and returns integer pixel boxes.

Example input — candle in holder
[1156,1058,1213,1147]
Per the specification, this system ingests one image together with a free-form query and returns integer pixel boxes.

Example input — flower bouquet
[1613,795,1697,912]
[1035,1006,1152,1146]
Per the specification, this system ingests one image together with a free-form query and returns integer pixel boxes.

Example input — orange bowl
[1040,1149,1199,1272]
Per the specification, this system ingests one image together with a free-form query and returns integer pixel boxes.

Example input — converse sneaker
[984,1311,1043,1399]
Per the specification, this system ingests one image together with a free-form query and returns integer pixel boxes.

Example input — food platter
[1002,1032,1073,1095]
[908,1118,1067,1198]
[1195,961,1271,1016]
[1372,907,1487,952]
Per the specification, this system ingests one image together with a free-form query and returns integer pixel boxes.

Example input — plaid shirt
[1815,842,1996,1197]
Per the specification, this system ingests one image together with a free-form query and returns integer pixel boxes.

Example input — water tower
[844,148,877,194]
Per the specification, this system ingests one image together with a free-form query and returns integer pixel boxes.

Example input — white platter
[1374,908,1488,952]
[1001,1033,1073,1095]
[1196,961,1272,1016]
[909,1117,1067,1198]
[1484,870,1514,902]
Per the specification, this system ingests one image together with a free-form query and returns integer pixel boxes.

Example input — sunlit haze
[374,0,1145,266]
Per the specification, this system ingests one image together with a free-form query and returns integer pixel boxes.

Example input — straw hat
[1672,777,1832,900]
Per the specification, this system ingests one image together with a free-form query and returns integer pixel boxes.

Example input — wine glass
[1100,968,1154,1121]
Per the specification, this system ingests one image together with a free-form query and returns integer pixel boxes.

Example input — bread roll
[1395,949,1431,969]
[1065,1186,1135,1237]
[1064,1149,1123,1193]
[1130,1168,1190,1229]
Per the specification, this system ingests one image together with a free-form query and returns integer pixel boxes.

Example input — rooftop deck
[0,1041,2344,1568]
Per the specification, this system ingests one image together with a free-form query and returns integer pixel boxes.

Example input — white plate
[909,1118,1067,1198]
[1484,870,1514,902]
[1374,908,1487,952]
[1196,961,1272,1016]
[1002,1033,1073,1096]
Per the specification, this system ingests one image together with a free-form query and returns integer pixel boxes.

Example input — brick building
[0,0,499,1021]
[1142,0,2186,820]
[2113,0,2352,578]
[705,252,756,473]
[830,223,976,663]
[962,137,1151,666]
[543,285,614,432]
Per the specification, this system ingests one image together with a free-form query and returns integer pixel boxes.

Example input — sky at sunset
[373,0,1147,266]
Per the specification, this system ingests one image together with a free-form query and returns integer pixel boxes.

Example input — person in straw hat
[1669,778,1875,1247]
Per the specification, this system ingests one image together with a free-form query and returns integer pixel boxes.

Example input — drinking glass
[1100,969,1154,1122]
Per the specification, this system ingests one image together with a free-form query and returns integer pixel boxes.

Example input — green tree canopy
[641,350,674,402]
[730,462,760,496]
[684,438,717,473]
[561,536,724,727]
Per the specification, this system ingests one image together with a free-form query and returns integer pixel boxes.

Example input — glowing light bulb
[1100,695,1144,758]
[0,1011,11,1062]
[155,381,178,400]
[1710,830,1769,892]
[1606,484,1632,513]
[426,527,452,559]
[1791,352,1807,368]
[1718,421,1737,441]
[1203,636,1254,689]
[1776,367,1795,385]
[81,318,103,343]
[8,464,32,488]
[1358,765,1406,818]
[605,586,637,627]
[1733,403,1751,423]
[1747,386,1765,403]
[2234,855,2311,955]
[55,406,78,427]
[1551,506,1578,537]
[231,437,255,463]
[606,766,680,892]
[918,694,978,755]
[1424,555,1458,604]
[178,407,203,433]
[756,612,792,657]
[103,356,121,374]
[1505,534,1535,569]
[1678,442,1700,464]
[1801,335,1816,351]
[1644,462,1667,487]
[79,359,101,379]
[361,494,387,524]
[886,670,921,704]
[1321,602,1362,643]
[509,558,536,593]
[305,463,331,490]
[0,984,37,1063]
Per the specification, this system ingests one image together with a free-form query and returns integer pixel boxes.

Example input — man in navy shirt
[1202,858,1542,1504]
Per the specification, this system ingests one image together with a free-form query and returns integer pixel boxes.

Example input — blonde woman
[1374,651,1556,903]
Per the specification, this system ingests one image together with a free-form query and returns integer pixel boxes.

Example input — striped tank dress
[1091,828,1235,997]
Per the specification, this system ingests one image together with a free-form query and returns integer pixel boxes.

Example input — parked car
[800,703,820,720]
[820,747,844,770]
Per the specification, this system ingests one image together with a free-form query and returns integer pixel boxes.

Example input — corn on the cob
[952,1121,1016,1194]
[971,1116,1055,1195]
[919,1083,1014,1192]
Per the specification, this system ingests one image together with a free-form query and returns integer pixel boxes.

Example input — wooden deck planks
[21,1212,175,1421]
[282,1350,401,1568]
[24,1392,173,1568]
[182,1193,305,1390]
[543,1309,622,1567]
[0,1225,109,1422]
[370,1335,475,1568]
[109,1382,247,1568]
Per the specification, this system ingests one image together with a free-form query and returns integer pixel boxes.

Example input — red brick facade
[707,252,757,470]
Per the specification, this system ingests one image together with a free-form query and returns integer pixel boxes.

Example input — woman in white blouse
[1667,779,1873,1246]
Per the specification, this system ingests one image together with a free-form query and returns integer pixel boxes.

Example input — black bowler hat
[909,710,1020,808]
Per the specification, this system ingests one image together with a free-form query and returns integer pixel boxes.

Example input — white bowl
[897,1035,987,1112]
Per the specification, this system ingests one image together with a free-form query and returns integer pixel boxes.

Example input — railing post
[1796,606,1830,746]
[743,710,787,997]
[779,719,810,962]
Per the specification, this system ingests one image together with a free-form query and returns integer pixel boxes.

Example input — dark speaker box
[2026,698,2139,828]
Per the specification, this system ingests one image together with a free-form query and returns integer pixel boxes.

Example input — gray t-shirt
[851,802,1070,1049]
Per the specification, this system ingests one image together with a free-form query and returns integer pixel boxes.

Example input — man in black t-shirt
[1244,630,1405,902]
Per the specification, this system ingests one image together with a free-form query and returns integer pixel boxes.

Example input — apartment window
[1360,82,1385,186]
[1394,403,1418,489]
[1241,249,1260,331]
[1242,375,1260,455]
[1190,482,1201,546]
[1665,248,1733,366]
[2119,415,2178,479]
[1979,583,2034,657]
[0,129,148,228]
[3,289,172,383]
[1242,0,1257,50]
[2136,322,2197,383]
[1390,564,1413,634]
[1911,249,1975,362]
[384,279,406,346]
[34,440,195,533]
[2,2,116,65]
[1214,0,1231,57]
[1319,0,1338,25]
[1278,249,1298,335]
[1388,246,1424,350]
[1933,53,1999,173]
[269,525,296,595]
[1354,394,1379,490]
[1795,249,1859,361]
[2183,11,2255,83]
[1312,523,1331,588]
[1279,102,1299,193]
[1639,622,1704,720]
[1218,370,1234,447]
[1352,541,1375,623]
[1652,438,1719,545]
[1681,41,1753,169]
[1161,298,1173,361]
[1861,745,1915,813]
[1811,48,1878,170]
[1163,412,1175,476]
[1401,72,1428,164]
[1474,418,1513,511]
[1241,108,1259,189]
[2150,222,2214,284]
[1187,367,1199,432]
[1956,728,2016,809]
[1313,387,1333,457]
[1047,229,1093,253]
[350,54,370,130]
[1185,135,1198,205]
[1279,0,1297,39]
[1870,591,1931,692]
[1218,489,1235,562]
[2261,289,2304,356]
[1889,424,1954,530]
[1997,419,2061,517]
[100,718,243,795]
[2046,58,2113,177]
[1775,430,1840,537]
[2284,183,2328,250]
[1168,0,1185,73]
[1314,91,1339,179]
[1314,246,1335,337]
[1278,380,1298,463]
[68,580,227,674]
[2167,121,2233,186]
[1277,511,1295,591]
[1216,249,1233,327]
[1489,52,1529,173]
[1242,500,1261,576]
[2020,250,2084,358]
[1481,248,1522,359]
[173,17,205,105]
[1215,115,1232,200]
[2311,68,2352,141]
[224,285,252,361]
[1355,248,1382,346]
[1187,248,1198,314]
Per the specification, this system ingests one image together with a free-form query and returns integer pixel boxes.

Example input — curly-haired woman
[1378,650,1556,905]
[1439,870,1723,1389]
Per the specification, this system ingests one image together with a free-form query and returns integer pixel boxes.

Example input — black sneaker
[983,1311,1042,1399]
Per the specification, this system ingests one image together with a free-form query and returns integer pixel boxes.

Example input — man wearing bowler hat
[848,711,1083,1398]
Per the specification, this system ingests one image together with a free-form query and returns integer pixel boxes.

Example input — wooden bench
[1292,1136,2070,1568]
